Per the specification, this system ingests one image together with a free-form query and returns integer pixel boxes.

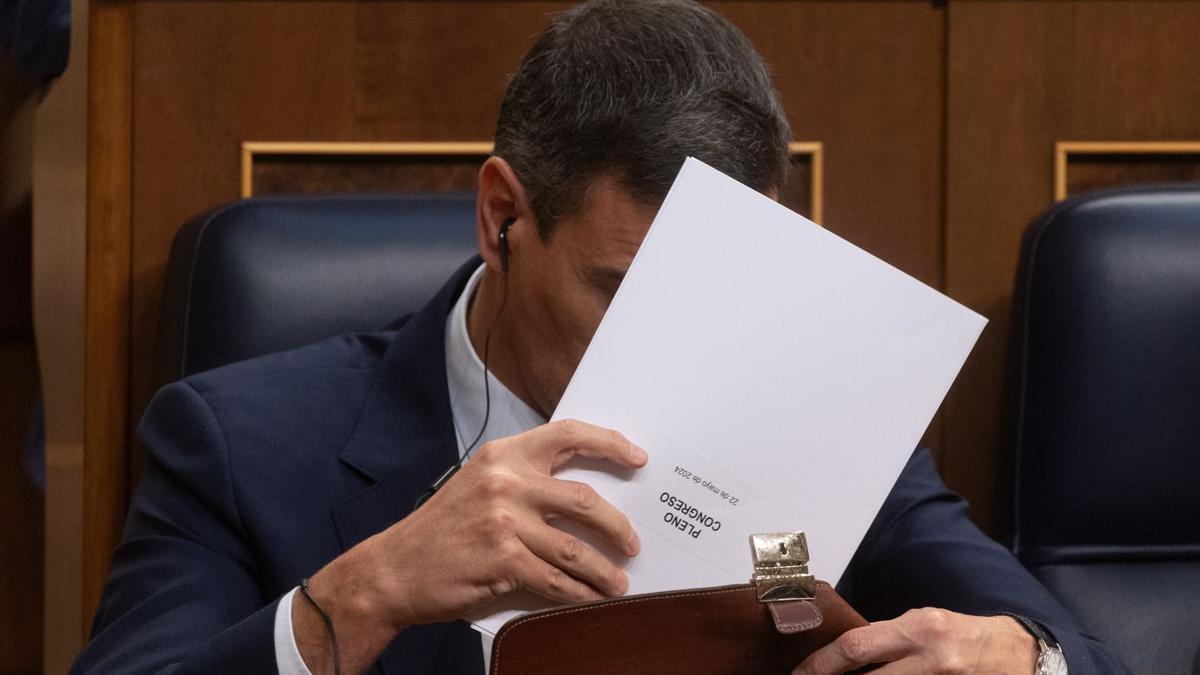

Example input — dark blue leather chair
[155,193,479,384]
[1011,185,1200,674]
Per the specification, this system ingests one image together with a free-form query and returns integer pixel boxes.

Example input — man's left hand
[793,607,1037,674]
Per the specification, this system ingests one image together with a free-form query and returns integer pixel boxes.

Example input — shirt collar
[444,264,546,458]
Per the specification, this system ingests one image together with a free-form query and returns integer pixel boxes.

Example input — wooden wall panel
[84,0,134,633]
[250,156,481,197]
[1067,155,1200,198]
[129,1,571,491]
[36,0,90,667]
[242,141,819,223]
[128,0,945,491]
[246,145,490,197]
[102,0,941,632]
[717,1,947,460]
[51,3,950,629]
[63,0,1200,655]
[717,2,945,288]
[1057,142,1200,200]
[945,1,1200,538]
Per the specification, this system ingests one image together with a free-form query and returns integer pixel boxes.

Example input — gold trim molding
[241,140,824,223]
[788,141,823,225]
[1054,141,1200,202]
[240,141,494,198]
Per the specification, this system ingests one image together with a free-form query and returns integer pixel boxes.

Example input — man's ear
[476,156,533,273]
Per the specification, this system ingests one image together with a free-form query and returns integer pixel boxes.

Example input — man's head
[472,0,790,416]
[494,0,791,241]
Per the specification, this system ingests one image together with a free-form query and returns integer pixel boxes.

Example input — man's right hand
[293,419,647,674]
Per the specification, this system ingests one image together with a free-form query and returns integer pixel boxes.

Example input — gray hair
[493,0,792,240]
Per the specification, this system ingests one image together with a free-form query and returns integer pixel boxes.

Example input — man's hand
[294,419,647,674]
[363,418,646,620]
[793,608,1037,675]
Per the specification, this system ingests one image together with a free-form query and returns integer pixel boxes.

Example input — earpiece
[498,217,515,274]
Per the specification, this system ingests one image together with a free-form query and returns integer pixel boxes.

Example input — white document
[469,157,986,636]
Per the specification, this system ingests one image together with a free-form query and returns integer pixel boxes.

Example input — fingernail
[631,443,648,464]
[626,529,641,556]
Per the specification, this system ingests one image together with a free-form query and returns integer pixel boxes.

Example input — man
[74,1,1126,673]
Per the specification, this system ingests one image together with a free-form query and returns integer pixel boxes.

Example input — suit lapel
[329,257,487,675]
[332,256,481,552]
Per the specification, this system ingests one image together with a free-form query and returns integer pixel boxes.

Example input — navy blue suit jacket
[74,260,1126,673]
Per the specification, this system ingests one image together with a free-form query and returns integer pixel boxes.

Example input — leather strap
[768,599,823,634]
[1001,612,1058,648]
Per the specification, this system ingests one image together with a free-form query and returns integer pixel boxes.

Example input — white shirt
[275,264,545,674]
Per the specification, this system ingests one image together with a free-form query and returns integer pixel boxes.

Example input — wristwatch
[1003,613,1068,675]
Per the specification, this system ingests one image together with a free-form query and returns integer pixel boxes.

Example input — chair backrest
[1011,184,1200,674]
[156,193,478,384]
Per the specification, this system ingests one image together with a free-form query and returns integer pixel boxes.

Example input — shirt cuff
[480,629,493,673]
[274,587,315,675]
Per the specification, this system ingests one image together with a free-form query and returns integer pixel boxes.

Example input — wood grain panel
[81,1,947,635]
[946,1,1200,538]
[243,142,492,197]
[64,1,1200,653]
[35,0,89,666]
[84,0,134,635]
[129,1,570,487]
[132,2,933,482]
[714,1,946,457]
[246,151,822,218]
[1068,154,1200,198]
[716,1,944,287]
[243,141,818,221]
[251,154,484,197]
[1057,142,1200,200]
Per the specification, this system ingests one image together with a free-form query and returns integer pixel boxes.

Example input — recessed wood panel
[252,155,482,196]
[245,143,490,198]
[241,141,821,222]
[947,2,1200,539]
[1056,142,1200,200]
[785,143,819,224]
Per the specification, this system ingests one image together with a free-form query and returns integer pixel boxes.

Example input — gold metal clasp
[751,532,816,602]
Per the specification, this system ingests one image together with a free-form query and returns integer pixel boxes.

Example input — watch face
[1038,646,1069,675]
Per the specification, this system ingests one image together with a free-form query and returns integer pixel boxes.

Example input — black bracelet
[300,577,341,675]
[999,611,1058,647]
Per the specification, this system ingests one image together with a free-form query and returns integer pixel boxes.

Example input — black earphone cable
[413,218,514,510]
[329,223,514,673]
[462,257,509,458]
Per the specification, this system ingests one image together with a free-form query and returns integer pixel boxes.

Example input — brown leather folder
[489,579,867,674]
